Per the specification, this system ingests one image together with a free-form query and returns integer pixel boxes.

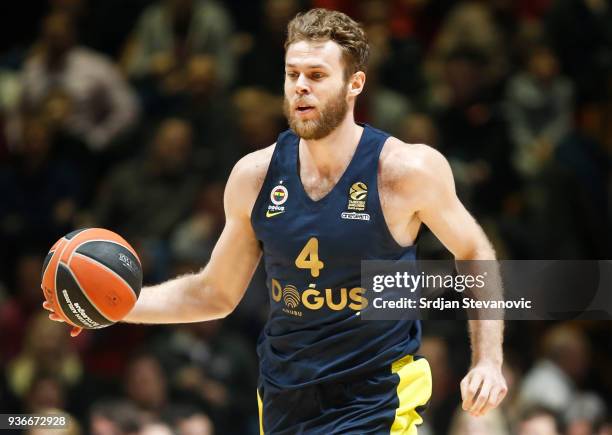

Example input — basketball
[40,228,142,329]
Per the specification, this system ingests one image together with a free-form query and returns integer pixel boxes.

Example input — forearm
[459,241,504,367]
[468,319,504,367]
[123,270,233,324]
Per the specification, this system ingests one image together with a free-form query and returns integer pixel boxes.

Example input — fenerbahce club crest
[341,182,370,221]
[266,184,288,218]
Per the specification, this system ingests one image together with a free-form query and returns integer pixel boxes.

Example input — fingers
[478,384,508,417]
[461,371,483,412]
[461,368,508,418]
[49,313,64,322]
[43,303,63,322]
[42,302,83,337]
[477,382,508,416]
[43,301,62,322]
[470,378,492,416]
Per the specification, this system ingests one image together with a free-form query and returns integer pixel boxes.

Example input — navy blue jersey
[251,124,421,390]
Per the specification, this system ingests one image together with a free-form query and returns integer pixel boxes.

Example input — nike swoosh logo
[266,210,285,218]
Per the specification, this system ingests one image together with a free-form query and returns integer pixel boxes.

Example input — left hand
[460,360,508,417]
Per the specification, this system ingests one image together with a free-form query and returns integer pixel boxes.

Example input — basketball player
[46,9,507,434]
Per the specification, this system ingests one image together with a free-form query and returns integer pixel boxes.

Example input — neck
[299,113,363,177]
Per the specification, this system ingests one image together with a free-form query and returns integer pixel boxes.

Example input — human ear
[348,71,366,96]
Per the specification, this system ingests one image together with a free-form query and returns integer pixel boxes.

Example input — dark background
[0,0,611,434]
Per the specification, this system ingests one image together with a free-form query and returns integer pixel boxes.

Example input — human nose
[295,73,310,94]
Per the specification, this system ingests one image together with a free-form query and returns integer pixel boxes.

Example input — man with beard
[45,9,507,434]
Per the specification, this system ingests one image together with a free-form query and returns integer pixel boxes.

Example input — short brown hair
[285,8,369,79]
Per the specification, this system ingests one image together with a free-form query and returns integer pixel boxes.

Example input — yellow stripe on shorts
[390,354,433,435]
[257,389,264,435]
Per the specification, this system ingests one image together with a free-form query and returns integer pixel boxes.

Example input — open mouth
[296,105,314,114]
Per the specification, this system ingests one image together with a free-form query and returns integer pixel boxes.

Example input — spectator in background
[22,373,67,413]
[47,0,154,60]
[6,312,82,400]
[150,320,257,434]
[90,399,143,435]
[435,46,517,218]
[448,406,510,435]
[160,55,239,179]
[0,67,20,160]
[357,0,428,104]
[506,42,573,178]
[427,1,510,103]
[0,115,81,254]
[518,324,591,415]
[400,112,439,149]
[545,0,612,104]
[19,11,139,152]
[169,182,225,269]
[355,20,412,138]
[139,422,175,435]
[122,353,219,434]
[0,370,20,414]
[498,353,525,430]
[565,392,608,435]
[232,86,284,155]
[600,419,612,435]
[517,406,562,435]
[237,0,300,94]
[175,412,214,435]
[502,36,608,258]
[124,353,169,419]
[123,0,236,90]
[0,253,45,360]
[542,111,612,258]
[94,118,203,280]
[419,336,461,435]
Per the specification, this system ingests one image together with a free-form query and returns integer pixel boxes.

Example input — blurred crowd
[0,0,611,434]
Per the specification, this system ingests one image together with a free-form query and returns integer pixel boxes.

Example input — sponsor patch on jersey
[266,204,285,217]
[271,278,368,316]
[341,211,371,221]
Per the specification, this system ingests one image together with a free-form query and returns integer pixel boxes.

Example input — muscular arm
[124,149,271,323]
[45,147,274,330]
[385,139,507,417]
[409,145,504,362]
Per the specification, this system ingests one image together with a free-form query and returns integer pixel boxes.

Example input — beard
[283,85,349,140]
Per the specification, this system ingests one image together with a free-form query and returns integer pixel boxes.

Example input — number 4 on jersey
[295,237,325,277]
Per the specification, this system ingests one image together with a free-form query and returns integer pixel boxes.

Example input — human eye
[311,72,325,80]
[286,71,298,79]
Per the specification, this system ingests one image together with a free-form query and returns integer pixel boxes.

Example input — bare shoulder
[225,143,276,216]
[380,137,452,189]
[230,143,276,186]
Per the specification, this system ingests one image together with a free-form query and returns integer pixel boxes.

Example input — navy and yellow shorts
[257,355,432,435]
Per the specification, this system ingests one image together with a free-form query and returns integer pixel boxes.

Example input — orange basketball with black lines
[41,228,142,329]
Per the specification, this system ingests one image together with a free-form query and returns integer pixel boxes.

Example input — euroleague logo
[349,182,368,201]
[343,181,370,220]
[270,185,288,205]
